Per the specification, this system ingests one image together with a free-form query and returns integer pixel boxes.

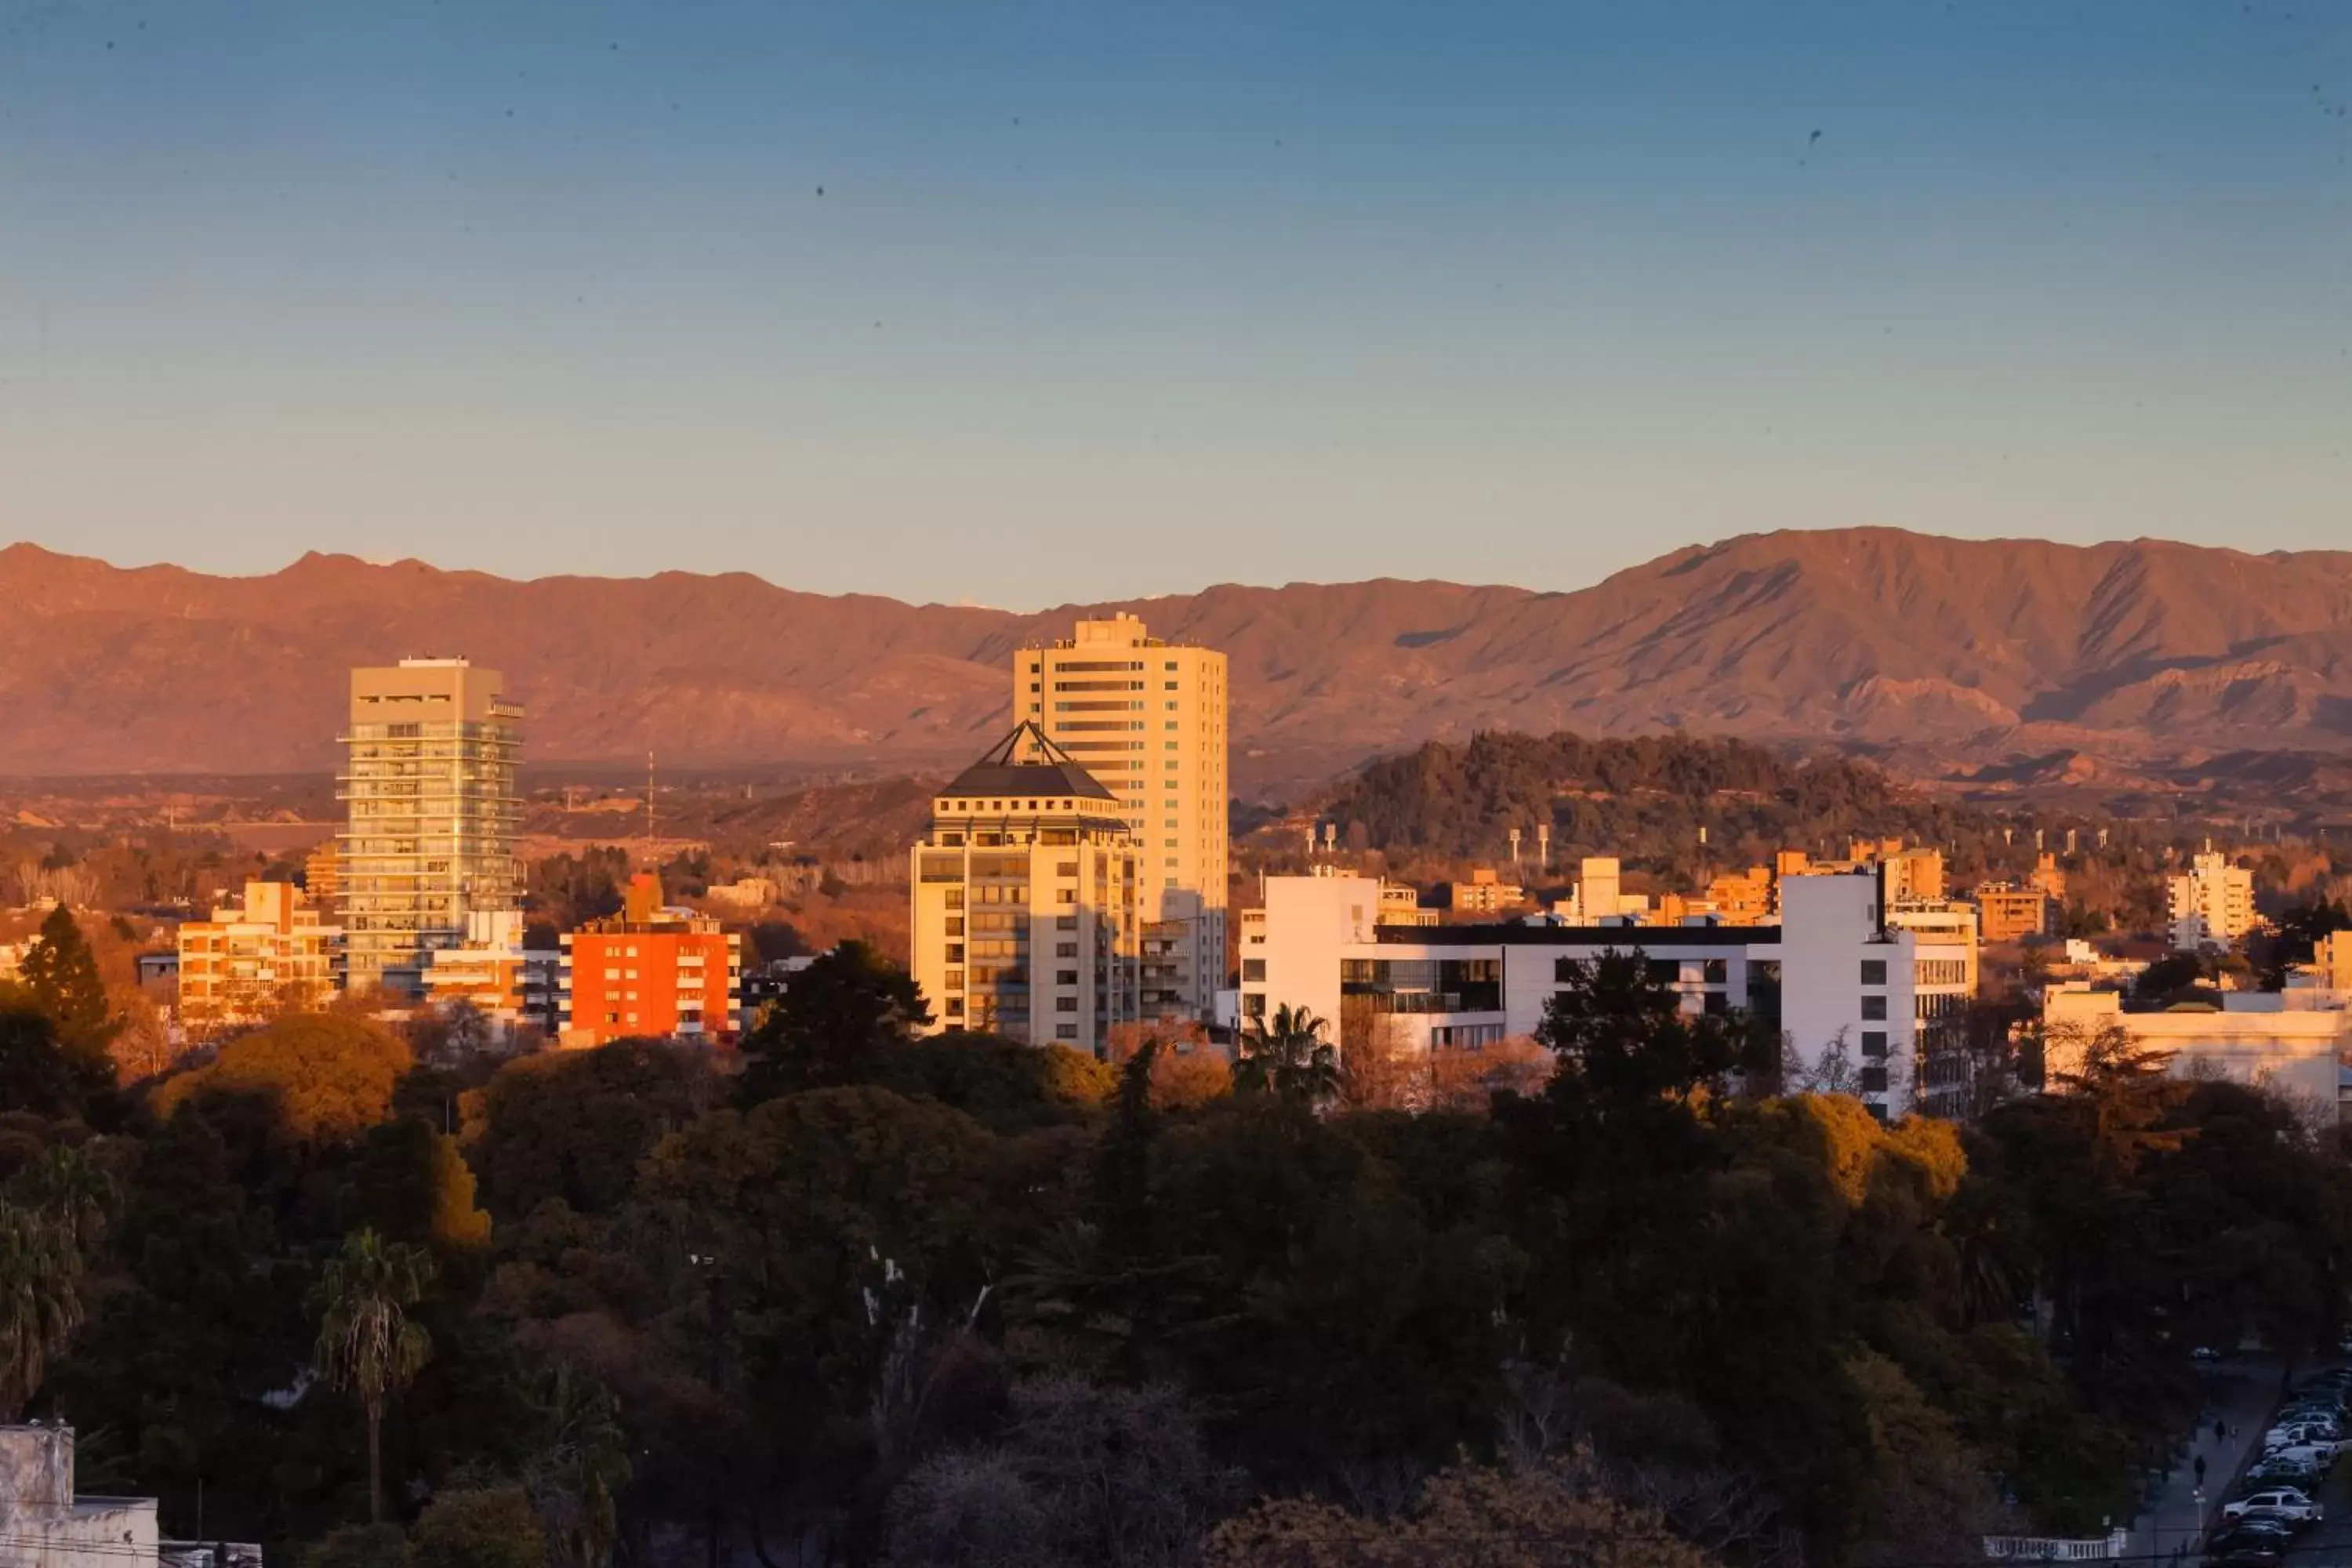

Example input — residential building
[2167,851,2256,950]
[339,659,523,996]
[1884,899,1982,1116]
[176,880,342,1033]
[2042,984,2352,1131]
[1377,883,1439,927]
[1447,868,1527,916]
[0,1423,158,1568]
[2319,931,2352,992]
[1014,614,1226,1022]
[303,842,342,919]
[558,873,744,1048]
[424,910,560,1038]
[1972,884,2050,942]
[1238,866,1942,1121]
[909,723,1141,1050]
[1705,866,1776,924]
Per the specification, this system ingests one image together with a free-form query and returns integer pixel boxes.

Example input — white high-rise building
[1016,614,1228,1022]
[2167,851,2255,950]
[339,658,523,996]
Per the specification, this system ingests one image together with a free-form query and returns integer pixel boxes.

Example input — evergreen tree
[18,906,118,1065]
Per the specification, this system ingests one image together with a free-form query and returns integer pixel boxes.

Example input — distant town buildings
[559,873,744,1049]
[1447,867,1527,916]
[2043,983,2352,1129]
[176,880,342,1033]
[339,659,522,996]
[908,724,1139,1050]
[1016,614,1226,1023]
[1971,884,2051,943]
[2168,850,2255,951]
[2320,930,2352,993]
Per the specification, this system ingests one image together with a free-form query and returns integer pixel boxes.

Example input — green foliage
[408,1486,548,1568]
[303,1524,410,1568]
[1321,729,1985,866]
[18,906,120,1062]
[0,1002,99,1117]
[350,1120,492,1256]
[462,1041,715,1219]
[1232,1004,1342,1106]
[736,940,931,1100]
[156,1013,412,1148]
[314,1227,437,1522]
[0,1199,83,1418]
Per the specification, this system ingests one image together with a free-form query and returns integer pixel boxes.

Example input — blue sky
[0,0,2344,608]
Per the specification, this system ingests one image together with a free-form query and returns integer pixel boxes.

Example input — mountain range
[4,528,2349,791]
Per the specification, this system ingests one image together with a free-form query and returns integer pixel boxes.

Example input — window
[946,998,964,1017]
[1056,941,1078,957]
[1860,959,1888,985]
[1860,995,1888,1021]
[1056,1024,1079,1040]
[1056,861,1079,877]
[1860,1065,1889,1094]
[1702,958,1727,984]
[1554,957,1582,982]
[946,970,964,990]
[1058,886,1077,905]
[946,944,964,964]
[946,917,964,935]
[1242,993,1267,1018]
[1056,996,1077,1012]
[1056,970,1079,985]
[1242,958,1265,982]
[1645,958,1682,984]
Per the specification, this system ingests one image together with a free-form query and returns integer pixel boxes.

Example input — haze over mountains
[5,528,2349,789]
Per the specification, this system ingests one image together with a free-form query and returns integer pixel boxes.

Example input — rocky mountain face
[3,528,2347,786]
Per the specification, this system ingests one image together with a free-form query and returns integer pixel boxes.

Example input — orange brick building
[558,873,743,1048]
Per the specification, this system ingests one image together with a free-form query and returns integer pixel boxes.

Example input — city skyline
[2,0,2345,607]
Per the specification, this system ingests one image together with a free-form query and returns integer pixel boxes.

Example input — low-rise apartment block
[1972,884,2050,942]
[558,873,743,1048]
[425,909,560,1038]
[176,880,342,1033]
[1240,866,1962,1121]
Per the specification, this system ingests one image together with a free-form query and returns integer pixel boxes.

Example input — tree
[522,1363,630,1568]
[9,1142,116,1260]
[0,1201,82,1419]
[0,1004,93,1118]
[462,1040,717,1219]
[736,940,930,1100]
[1204,1454,1720,1568]
[1233,1004,1341,1107]
[154,1012,412,1148]
[314,1228,437,1523]
[18,906,119,1065]
[410,1486,549,1568]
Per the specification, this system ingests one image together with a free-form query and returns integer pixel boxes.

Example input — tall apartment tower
[339,658,524,996]
[1016,614,1228,1021]
[909,723,1140,1050]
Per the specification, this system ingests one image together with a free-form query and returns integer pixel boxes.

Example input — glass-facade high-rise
[338,659,523,996]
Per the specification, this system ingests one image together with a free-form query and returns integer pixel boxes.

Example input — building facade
[424,909,560,1039]
[558,874,744,1048]
[2167,851,2256,949]
[2043,984,2352,1132]
[1014,615,1226,1022]
[909,724,1140,1051]
[339,659,523,996]
[176,880,342,1033]
[1238,867,1961,1121]
[1972,885,2050,943]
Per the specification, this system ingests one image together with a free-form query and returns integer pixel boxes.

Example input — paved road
[2130,1366,2281,1564]
[2283,1463,2352,1567]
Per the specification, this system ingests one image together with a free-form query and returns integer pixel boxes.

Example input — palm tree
[526,1362,632,1568]
[13,1143,116,1259]
[1234,1004,1343,1107]
[312,1227,436,1523]
[0,1202,82,1420]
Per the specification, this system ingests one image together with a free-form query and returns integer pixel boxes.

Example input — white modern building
[2167,851,2256,951]
[1239,866,1968,1120]
[2042,983,2352,1130]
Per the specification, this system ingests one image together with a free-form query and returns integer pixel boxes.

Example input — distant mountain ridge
[2,528,2348,785]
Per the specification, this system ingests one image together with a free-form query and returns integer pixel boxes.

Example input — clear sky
[0,1,2345,608]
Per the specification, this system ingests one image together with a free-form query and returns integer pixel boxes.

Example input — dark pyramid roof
[939,720,1116,802]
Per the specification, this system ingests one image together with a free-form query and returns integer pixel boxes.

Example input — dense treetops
[0,924,2335,1568]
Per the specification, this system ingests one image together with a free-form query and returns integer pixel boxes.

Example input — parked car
[2223,1489,2323,1525]
[2258,1444,2337,1471]
[2263,1425,2345,1453]
[2242,1461,2323,1490]
[2210,1519,2298,1561]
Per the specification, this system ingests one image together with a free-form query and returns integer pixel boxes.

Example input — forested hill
[1318,731,1998,868]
